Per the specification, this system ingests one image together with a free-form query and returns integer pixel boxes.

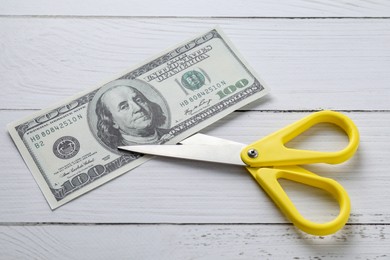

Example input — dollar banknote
[7,27,269,209]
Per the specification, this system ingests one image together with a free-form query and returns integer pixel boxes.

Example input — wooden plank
[0,224,389,259]
[1,110,389,223]
[1,18,389,111]
[1,0,389,257]
[1,0,390,17]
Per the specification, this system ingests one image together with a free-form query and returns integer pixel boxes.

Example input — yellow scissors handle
[246,166,351,236]
[241,110,359,167]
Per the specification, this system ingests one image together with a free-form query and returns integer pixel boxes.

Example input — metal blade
[179,133,245,146]
[118,142,246,166]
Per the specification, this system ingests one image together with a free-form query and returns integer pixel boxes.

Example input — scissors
[119,110,359,236]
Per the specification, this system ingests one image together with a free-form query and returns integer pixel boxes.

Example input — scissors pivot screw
[247,149,258,158]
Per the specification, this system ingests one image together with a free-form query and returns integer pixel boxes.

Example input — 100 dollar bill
[7,27,269,209]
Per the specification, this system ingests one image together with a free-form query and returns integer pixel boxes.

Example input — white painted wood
[1,0,390,17]
[1,1,389,257]
[0,224,389,259]
[2,110,389,224]
[1,18,389,110]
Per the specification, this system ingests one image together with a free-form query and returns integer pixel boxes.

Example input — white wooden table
[1,1,390,259]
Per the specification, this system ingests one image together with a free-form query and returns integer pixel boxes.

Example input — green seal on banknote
[181,70,205,91]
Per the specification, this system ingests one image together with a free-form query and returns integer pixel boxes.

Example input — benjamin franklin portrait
[88,79,171,151]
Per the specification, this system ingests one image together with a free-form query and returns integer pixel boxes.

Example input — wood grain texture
[1,0,390,17]
[1,18,389,111]
[1,2,390,258]
[2,110,389,224]
[0,224,389,259]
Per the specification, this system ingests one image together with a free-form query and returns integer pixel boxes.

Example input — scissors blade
[179,133,245,146]
[118,134,247,166]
